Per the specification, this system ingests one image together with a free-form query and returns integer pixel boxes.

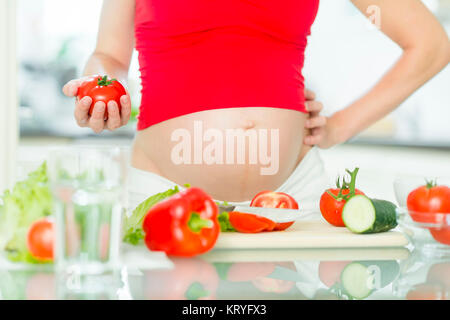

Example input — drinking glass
[47,147,128,276]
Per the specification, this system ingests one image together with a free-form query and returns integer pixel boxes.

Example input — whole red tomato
[320,168,365,227]
[320,188,365,227]
[407,181,450,224]
[27,218,54,261]
[250,191,299,231]
[77,75,127,120]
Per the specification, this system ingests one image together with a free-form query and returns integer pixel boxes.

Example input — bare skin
[63,0,449,201]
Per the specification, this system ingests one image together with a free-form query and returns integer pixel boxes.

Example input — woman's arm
[314,0,450,148]
[62,0,135,133]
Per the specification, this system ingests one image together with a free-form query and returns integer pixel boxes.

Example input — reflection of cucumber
[339,260,400,299]
[342,195,397,234]
[358,260,400,289]
[340,263,373,299]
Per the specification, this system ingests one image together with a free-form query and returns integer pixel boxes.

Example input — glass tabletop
[1,246,448,300]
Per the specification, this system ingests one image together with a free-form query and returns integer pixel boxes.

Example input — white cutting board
[215,219,409,249]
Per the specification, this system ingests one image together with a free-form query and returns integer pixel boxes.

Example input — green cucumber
[342,195,397,234]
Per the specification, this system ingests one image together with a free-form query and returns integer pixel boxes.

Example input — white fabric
[127,147,329,216]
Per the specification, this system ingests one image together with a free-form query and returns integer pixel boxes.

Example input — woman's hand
[303,89,336,149]
[62,77,132,133]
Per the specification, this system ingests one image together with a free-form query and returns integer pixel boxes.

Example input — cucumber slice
[342,195,397,234]
[340,262,373,300]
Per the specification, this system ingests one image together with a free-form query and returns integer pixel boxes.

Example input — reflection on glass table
[4,246,449,300]
[394,248,450,300]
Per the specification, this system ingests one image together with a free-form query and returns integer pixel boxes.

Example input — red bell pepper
[142,187,220,257]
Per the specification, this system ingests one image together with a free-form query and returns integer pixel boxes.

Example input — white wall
[0,0,18,191]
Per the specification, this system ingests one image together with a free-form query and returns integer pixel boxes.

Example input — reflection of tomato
[144,258,219,300]
[26,273,56,300]
[77,75,127,119]
[250,191,298,231]
[320,188,365,227]
[318,261,352,288]
[26,218,54,261]
[251,277,295,293]
[427,263,450,287]
[99,224,110,260]
[406,283,448,300]
[407,182,450,224]
[429,227,450,245]
[226,262,276,282]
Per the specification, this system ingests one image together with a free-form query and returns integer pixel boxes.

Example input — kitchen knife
[228,205,317,223]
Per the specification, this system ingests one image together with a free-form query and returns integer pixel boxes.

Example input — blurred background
[11,0,450,201]
[17,0,450,146]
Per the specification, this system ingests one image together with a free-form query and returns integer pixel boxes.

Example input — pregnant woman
[63,0,449,208]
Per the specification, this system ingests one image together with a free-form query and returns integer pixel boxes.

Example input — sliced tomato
[228,211,276,233]
[250,191,298,231]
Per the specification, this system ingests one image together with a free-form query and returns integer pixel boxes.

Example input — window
[16,0,450,146]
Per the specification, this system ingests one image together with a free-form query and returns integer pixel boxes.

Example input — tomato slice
[250,191,298,231]
[26,218,54,261]
[228,211,276,233]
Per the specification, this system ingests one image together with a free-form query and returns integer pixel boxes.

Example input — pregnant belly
[132,107,310,202]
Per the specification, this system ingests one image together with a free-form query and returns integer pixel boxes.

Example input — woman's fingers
[304,127,323,146]
[305,100,323,115]
[120,95,132,125]
[62,79,83,97]
[74,96,92,127]
[88,101,107,133]
[106,101,121,131]
[304,88,316,101]
[305,115,327,129]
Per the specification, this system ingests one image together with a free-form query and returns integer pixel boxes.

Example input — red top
[135,0,320,130]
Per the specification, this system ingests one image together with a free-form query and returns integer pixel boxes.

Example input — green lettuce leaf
[218,211,236,232]
[122,186,180,245]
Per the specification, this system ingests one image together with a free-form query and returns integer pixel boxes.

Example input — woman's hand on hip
[303,89,332,148]
[62,77,132,134]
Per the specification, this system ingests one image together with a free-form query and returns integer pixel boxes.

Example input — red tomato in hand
[27,218,54,261]
[407,182,450,224]
[77,75,127,120]
[320,188,365,227]
[250,191,298,231]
